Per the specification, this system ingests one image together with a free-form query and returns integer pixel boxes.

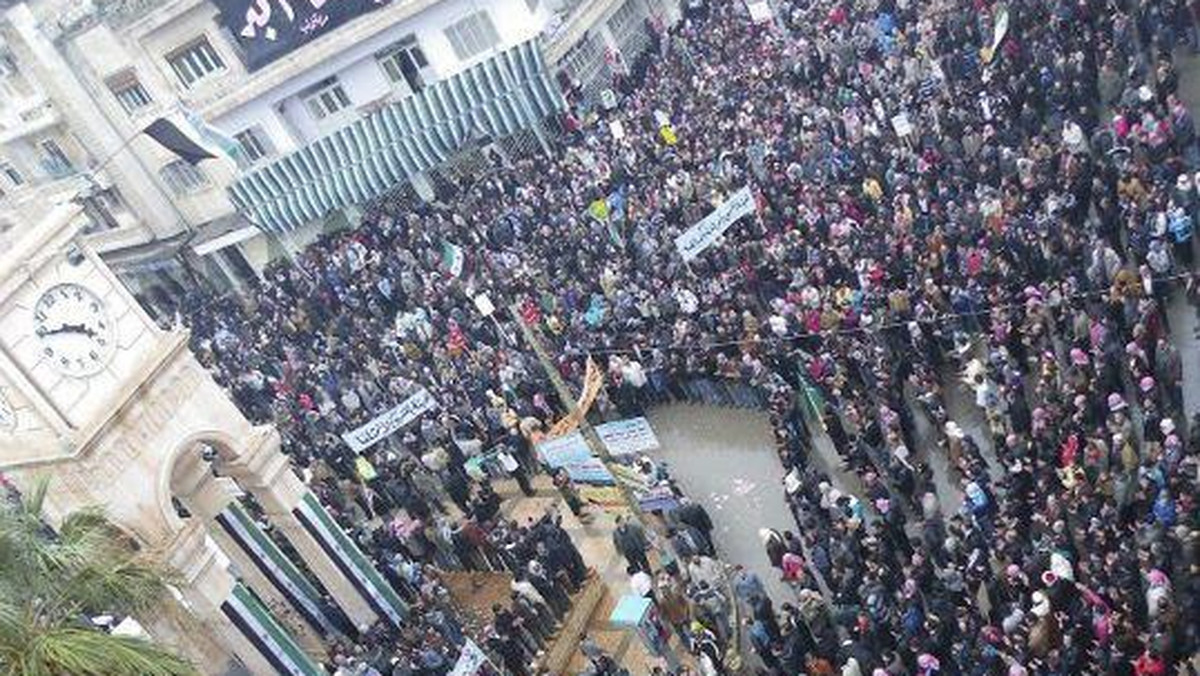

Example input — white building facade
[0,0,680,314]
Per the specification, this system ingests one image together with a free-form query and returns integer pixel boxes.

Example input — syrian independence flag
[143,118,215,165]
[440,240,465,277]
[144,109,242,166]
[183,107,243,163]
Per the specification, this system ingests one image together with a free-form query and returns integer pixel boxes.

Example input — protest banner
[594,417,661,456]
[674,186,756,261]
[448,640,489,676]
[566,458,618,484]
[212,0,393,71]
[341,388,438,453]
[637,485,680,512]
[890,112,914,138]
[536,432,615,484]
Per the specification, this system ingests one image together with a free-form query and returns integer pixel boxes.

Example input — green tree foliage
[0,478,197,676]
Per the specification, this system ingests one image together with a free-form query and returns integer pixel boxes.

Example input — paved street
[647,404,798,604]
[644,294,1200,589]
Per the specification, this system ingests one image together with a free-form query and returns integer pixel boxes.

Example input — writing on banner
[637,484,680,512]
[448,640,489,676]
[341,388,438,453]
[212,0,393,71]
[674,186,756,261]
[594,417,661,456]
[537,432,615,484]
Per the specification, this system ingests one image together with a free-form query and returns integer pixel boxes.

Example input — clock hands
[42,323,98,339]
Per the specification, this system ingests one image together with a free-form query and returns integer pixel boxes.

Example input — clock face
[33,283,115,377]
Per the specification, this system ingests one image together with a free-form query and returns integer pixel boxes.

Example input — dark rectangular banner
[213,0,393,71]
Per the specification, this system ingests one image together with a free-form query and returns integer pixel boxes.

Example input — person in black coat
[488,632,528,676]
[612,516,652,573]
[545,514,588,586]
[675,497,716,555]
[443,469,471,513]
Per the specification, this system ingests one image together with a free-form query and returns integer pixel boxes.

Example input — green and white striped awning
[229,40,565,233]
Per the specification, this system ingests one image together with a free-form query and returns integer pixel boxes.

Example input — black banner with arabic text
[212,0,394,72]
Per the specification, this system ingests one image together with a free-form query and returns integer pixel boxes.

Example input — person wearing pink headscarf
[1074,581,1113,646]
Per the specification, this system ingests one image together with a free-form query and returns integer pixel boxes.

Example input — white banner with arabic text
[341,388,438,453]
[674,186,756,261]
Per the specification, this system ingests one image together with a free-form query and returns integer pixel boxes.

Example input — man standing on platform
[675,497,716,556]
[612,516,652,573]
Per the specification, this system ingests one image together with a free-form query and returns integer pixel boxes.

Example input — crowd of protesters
[182,0,1200,673]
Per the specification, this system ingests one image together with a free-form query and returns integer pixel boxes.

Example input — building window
[607,0,641,36]
[159,160,209,195]
[0,50,17,78]
[444,11,500,61]
[0,162,23,186]
[106,70,153,114]
[234,126,273,166]
[376,38,428,93]
[561,32,603,80]
[302,78,352,120]
[166,37,225,88]
[39,139,73,176]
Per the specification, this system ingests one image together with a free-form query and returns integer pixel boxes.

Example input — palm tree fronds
[0,482,197,676]
[57,508,121,547]
[19,477,50,522]
[60,558,175,617]
[26,627,197,676]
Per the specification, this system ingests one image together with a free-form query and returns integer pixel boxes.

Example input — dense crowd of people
[183,0,1200,673]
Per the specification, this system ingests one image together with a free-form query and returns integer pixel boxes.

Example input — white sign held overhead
[474,293,496,317]
[674,186,757,261]
[610,119,626,140]
[341,388,439,453]
[891,112,914,137]
[746,0,773,23]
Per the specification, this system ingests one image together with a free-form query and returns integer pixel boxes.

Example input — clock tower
[0,206,404,674]
[0,205,159,465]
